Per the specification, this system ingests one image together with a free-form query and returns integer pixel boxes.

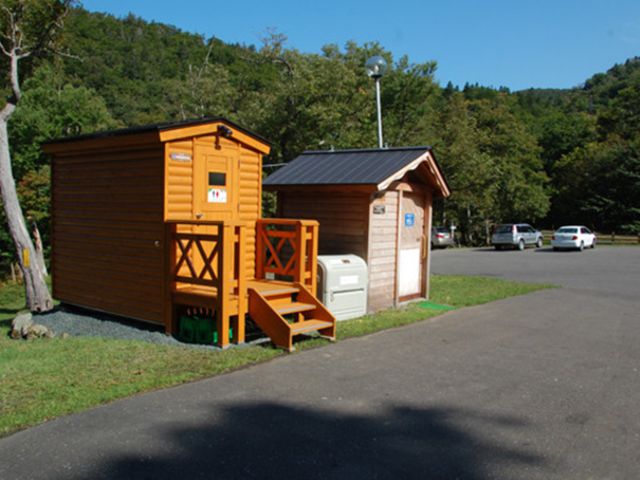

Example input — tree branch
[48,47,81,61]
[0,40,10,57]
[27,1,72,57]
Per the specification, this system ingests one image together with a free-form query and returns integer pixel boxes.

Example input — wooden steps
[276,302,316,315]
[248,279,336,352]
[291,319,334,334]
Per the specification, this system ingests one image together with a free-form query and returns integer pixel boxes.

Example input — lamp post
[365,55,388,149]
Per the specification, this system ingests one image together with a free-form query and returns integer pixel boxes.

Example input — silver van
[431,226,455,249]
[491,224,543,250]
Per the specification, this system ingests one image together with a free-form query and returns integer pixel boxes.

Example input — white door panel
[399,248,421,297]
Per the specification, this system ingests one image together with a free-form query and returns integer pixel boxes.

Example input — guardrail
[164,220,247,345]
[255,218,318,293]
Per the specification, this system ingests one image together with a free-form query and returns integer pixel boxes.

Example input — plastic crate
[179,315,233,345]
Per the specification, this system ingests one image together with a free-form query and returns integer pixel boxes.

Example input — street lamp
[365,55,387,148]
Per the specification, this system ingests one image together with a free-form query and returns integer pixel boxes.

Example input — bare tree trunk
[32,221,48,277]
[484,219,491,246]
[0,118,53,312]
[466,205,473,245]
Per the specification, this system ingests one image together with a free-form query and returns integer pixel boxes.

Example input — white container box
[317,255,368,321]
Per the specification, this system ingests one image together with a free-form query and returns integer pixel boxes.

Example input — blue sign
[404,213,415,227]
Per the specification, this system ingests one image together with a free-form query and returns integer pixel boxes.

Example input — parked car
[551,226,596,251]
[431,226,455,249]
[491,223,543,251]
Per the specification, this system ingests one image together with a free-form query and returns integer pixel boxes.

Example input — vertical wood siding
[52,144,165,324]
[280,191,369,259]
[367,191,399,312]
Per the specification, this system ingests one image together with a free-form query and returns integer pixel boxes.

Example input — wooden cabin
[43,118,335,351]
[263,147,450,313]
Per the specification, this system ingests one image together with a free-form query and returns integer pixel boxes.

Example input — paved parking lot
[1,247,638,479]
[432,245,639,299]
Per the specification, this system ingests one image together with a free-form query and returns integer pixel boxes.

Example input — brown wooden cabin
[43,118,336,351]
[263,147,450,313]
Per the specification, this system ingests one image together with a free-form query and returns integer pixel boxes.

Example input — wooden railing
[255,218,319,293]
[164,220,246,343]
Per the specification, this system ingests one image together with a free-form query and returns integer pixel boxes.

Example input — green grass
[0,275,552,437]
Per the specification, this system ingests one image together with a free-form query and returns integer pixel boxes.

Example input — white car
[551,226,597,251]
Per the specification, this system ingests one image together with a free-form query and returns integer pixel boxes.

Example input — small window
[208,172,226,186]
[517,225,527,233]
[581,227,591,234]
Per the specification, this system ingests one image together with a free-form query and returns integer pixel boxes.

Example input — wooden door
[193,142,236,222]
[191,142,237,283]
[398,192,426,300]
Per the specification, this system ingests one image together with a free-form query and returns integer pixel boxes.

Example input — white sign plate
[170,152,192,162]
[208,188,227,203]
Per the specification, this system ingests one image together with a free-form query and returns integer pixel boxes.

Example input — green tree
[0,62,116,274]
[432,92,495,244]
[469,95,549,225]
[9,63,116,178]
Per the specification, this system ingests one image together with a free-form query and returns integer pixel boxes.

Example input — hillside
[0,7,638,274]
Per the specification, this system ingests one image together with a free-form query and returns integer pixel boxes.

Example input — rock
[61,332,70,339]
[10,312,32,339]
[25,323,54,340]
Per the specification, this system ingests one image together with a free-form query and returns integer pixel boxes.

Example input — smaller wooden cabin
[264,147,450,313]
[44,118,336,351]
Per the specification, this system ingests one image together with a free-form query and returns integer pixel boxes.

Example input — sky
[80,0,640,91]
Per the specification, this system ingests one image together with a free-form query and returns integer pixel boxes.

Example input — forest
[1,6,639,275]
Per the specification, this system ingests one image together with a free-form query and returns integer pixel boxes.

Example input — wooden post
[309,223,319,294]
[295,222,306,285]
[423,190,433,300]
[217,223,232,348]
[255,220,265,281]
[394,190,403,307]
[235,224,246,344]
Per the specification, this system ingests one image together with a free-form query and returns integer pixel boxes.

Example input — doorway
[193,142,236,221]
[398,192,426,300]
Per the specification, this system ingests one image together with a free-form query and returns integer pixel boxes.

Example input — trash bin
[317,255,368,320]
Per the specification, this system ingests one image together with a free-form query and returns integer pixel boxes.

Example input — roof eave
[42,117,271,155]
[263,183,377,194]
[376,150,450,197]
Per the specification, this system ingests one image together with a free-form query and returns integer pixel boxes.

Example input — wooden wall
[279,191,369,260]
[49,123,267,328]
[164,135,262,280]
[237,145,262,279]
[165,140,194,220]
[277,189,401,313]
[367,191,399,313]
[52,143,165,324]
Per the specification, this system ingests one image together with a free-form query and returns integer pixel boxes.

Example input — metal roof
[264,147,433,186]
[42,116,270,146]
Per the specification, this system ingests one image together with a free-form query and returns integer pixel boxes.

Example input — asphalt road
[1,246,639,479]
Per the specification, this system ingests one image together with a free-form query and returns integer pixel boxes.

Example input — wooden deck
[165,219,335,350]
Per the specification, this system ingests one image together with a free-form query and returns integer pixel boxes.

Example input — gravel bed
[33,305,269,350]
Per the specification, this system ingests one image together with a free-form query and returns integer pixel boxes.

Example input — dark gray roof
[43,116,270,146]
[264,147,432,186]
